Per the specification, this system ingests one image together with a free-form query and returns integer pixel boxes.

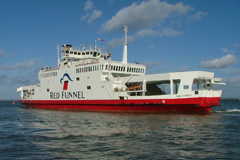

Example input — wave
[226,109,240,112]
[213,108,240,113]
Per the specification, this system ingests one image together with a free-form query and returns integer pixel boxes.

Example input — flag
[95,38,104,41]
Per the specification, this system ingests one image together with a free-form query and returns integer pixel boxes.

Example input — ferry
[17,26,225,112]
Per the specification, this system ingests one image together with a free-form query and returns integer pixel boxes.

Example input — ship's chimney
[122,25,128,64]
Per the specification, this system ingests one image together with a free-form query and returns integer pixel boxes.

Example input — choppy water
[0,99,240,159]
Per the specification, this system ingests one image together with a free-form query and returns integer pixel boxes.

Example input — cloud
[81,1,102,24]
[221,76,240,97]
[81,14,89,21]
[144,61,160,69]
[102,0,193,32]
[0,74,38,85]
[220,48,236,54]
[135,28,183,38]
[1,58,41,70]
[222,76,240,87]
[231,69,240,75]
[84,0,93,11]
[0,74,9,83]
[0,47,5,58]
[199,54,238,68]
[87,10,102,24]
[160,28,183,37]
[105,36,134,50]
[135,29,157,38]
[175,66,188,72]
[231,44,240,47]
[188,11,208,20]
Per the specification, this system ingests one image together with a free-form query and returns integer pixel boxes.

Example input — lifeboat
[126,85,142,91]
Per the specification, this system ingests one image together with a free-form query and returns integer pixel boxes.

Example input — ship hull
[20,97,220,113]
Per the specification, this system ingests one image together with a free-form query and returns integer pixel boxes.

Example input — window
[173,79,181,94]
[119,96,124,100]
[146,80,170,95]
[82,52,85,55]
[183,85,189,89]
[192,79,206,90]
[76,77,80,81]
[87,86,91,90]
[47,89,49,92]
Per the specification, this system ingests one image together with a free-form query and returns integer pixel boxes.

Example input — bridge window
[173,79,181,94]
[82,52,85,55]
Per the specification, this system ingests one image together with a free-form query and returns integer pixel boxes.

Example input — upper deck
[61,44,111,61]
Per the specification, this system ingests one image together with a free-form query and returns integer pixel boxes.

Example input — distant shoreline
[0,100,19,102]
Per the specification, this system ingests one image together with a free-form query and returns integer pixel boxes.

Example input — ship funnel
[122,25,128,64]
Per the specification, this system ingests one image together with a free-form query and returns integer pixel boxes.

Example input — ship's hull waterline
[20,97,220,112]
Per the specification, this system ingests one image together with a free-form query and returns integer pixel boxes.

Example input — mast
[57,44,60,67]
[95,38,104,50]
[122,25,128,64]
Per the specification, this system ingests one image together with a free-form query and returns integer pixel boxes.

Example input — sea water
[0,99,239,159]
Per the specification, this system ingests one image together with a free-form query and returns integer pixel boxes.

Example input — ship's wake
[212,108,240,114]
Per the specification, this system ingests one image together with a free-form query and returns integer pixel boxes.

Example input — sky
[0,0,239,99]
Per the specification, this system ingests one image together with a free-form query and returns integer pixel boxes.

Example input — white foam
[213,108,240,113]
[226,109,240,112]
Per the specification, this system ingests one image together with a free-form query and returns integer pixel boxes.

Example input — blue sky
[0,0,239,99]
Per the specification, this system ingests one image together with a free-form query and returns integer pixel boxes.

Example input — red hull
[20,97,220,113]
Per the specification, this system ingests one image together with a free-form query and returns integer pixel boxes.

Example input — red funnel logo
[63,81,69,90]
[60,73,73,90]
